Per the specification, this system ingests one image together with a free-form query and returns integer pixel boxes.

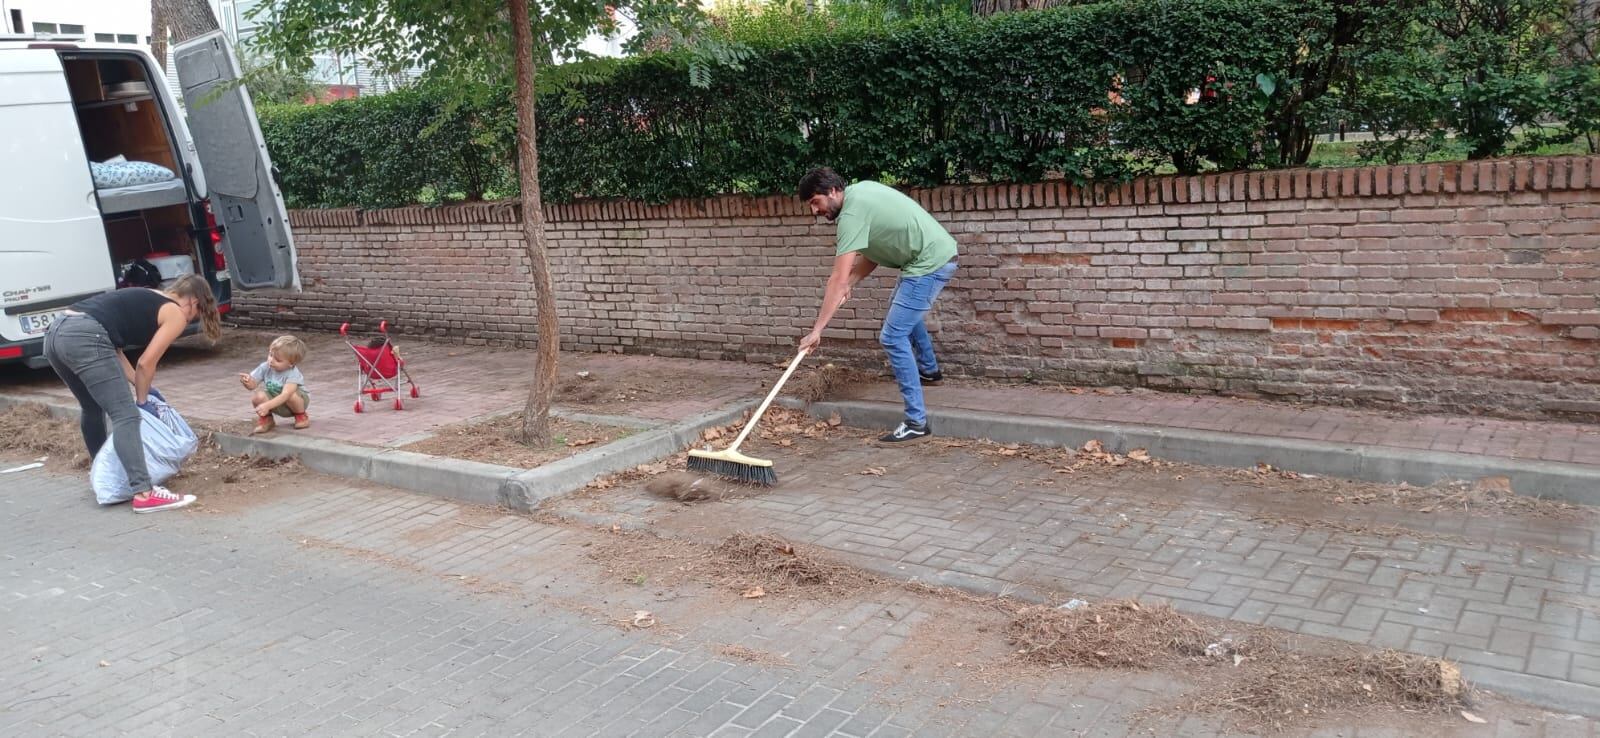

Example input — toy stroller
[340,320,420,412]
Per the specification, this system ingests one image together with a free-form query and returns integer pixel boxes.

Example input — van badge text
[3,286,52,304]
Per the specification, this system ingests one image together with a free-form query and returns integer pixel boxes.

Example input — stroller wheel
[393,398,405,411]
[354,400,364,414]
[410,385,420,398]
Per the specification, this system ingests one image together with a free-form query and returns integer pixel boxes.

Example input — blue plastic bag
[90,390,199,505]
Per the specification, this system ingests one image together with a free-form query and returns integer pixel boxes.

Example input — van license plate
[19,310,61,336]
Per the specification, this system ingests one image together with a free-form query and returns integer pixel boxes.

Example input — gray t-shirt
[251,362,307,396]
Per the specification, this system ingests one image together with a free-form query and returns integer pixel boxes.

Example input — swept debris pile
[1180,649,1469,732]
[783,363,876,404]
[645,471,737,502]
[714,533,876,595]
[1007,600,1249,669]
[1006,599,1469,732]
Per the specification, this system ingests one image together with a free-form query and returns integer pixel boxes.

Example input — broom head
[687,447,777,486]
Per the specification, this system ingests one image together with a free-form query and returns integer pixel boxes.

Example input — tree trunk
[508,0,559,446]
[150,0,220,69]
[970,0,1063,15]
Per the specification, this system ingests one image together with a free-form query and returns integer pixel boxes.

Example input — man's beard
[825,202,842,221]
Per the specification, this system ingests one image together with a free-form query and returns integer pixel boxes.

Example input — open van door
[172,31,299,291]
[0,49,116,343]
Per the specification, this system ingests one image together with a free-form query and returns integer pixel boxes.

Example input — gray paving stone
[4,462,1590,738]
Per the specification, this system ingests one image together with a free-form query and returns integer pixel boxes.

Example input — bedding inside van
[90,159,176,189]
[90,158,185,214]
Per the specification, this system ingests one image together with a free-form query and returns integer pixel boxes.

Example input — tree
[239,48,319,105]
[150,0,220,67]
[249,0,709,445]
[507,0,560,447]
[1262,0,1401,166]
[1342,0,1569,161]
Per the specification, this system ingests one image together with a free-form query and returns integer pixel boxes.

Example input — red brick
[251,159,1600,419]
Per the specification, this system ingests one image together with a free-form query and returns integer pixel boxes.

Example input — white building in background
[1,0,417,97]
[575,7,637,60]
[4,0,637,96]
[0,0,150,45]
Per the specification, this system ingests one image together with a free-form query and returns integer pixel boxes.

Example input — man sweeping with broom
[686,167,958,486]
[797,167,959,444]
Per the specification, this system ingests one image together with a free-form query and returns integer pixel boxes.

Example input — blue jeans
[880,260,956,426]
[44,315,152,492]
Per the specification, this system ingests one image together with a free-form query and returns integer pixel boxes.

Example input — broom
[687,348,809,486]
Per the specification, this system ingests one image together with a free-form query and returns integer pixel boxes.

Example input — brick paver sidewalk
[845,382,1600,467]
[14,465,1589,736]
[555,429,1600,714]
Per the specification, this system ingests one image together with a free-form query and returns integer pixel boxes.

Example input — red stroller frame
[340,320,420,412]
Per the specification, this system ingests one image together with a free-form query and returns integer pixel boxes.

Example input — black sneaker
[920,370,943,386]
[878,420,931,444]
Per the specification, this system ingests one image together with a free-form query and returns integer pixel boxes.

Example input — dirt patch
[588,529,880,599]
[0,405,90,470]
[783,363,877,404]
[1222,465,1596,522]
[171,440,305,513]
[919,433,1595,522]
[718,644,793,668]
[873,598,1051,700]
[557,367,733,415]
[1250,514,1600,562]
[403,412,628,469]
[294,534,518,596]
[400,504,511,547]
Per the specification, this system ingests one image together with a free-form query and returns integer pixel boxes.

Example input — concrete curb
[801,399,1600,507]
[497,401,755,511]
[0,391,752,511]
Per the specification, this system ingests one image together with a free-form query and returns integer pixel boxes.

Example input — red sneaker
[292,413,310,430]
[132,486,196,514]
[251,415,274,435]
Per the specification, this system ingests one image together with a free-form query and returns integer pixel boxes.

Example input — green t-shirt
[834,181,958,277]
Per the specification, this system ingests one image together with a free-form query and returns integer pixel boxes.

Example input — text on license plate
[19,310,61,336]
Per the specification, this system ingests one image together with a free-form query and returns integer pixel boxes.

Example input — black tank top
[72,289,175,349]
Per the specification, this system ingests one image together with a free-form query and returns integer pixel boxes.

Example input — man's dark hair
[798,167,847,199]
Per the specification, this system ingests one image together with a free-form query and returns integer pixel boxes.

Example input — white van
[0,30,298,368]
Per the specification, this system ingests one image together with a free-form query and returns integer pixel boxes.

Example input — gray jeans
[43,315,151,492]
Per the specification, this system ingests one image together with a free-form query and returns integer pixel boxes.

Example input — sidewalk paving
[0,328,775,448]
[548,419,1600,717]
[8,328,1600,716]
[844,383,1600,468]
[4,461,1593,737]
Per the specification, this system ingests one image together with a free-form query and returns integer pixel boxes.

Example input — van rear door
[172,31,299,290]
[0,49,116,342]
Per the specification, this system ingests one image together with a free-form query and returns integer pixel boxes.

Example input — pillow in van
[91,160,176,189]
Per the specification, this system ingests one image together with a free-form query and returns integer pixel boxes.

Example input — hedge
[256,0,1372,208]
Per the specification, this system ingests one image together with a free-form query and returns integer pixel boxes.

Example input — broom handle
[728,348,809,452]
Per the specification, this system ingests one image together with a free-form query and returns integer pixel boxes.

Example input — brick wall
[239,157,1600,419]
